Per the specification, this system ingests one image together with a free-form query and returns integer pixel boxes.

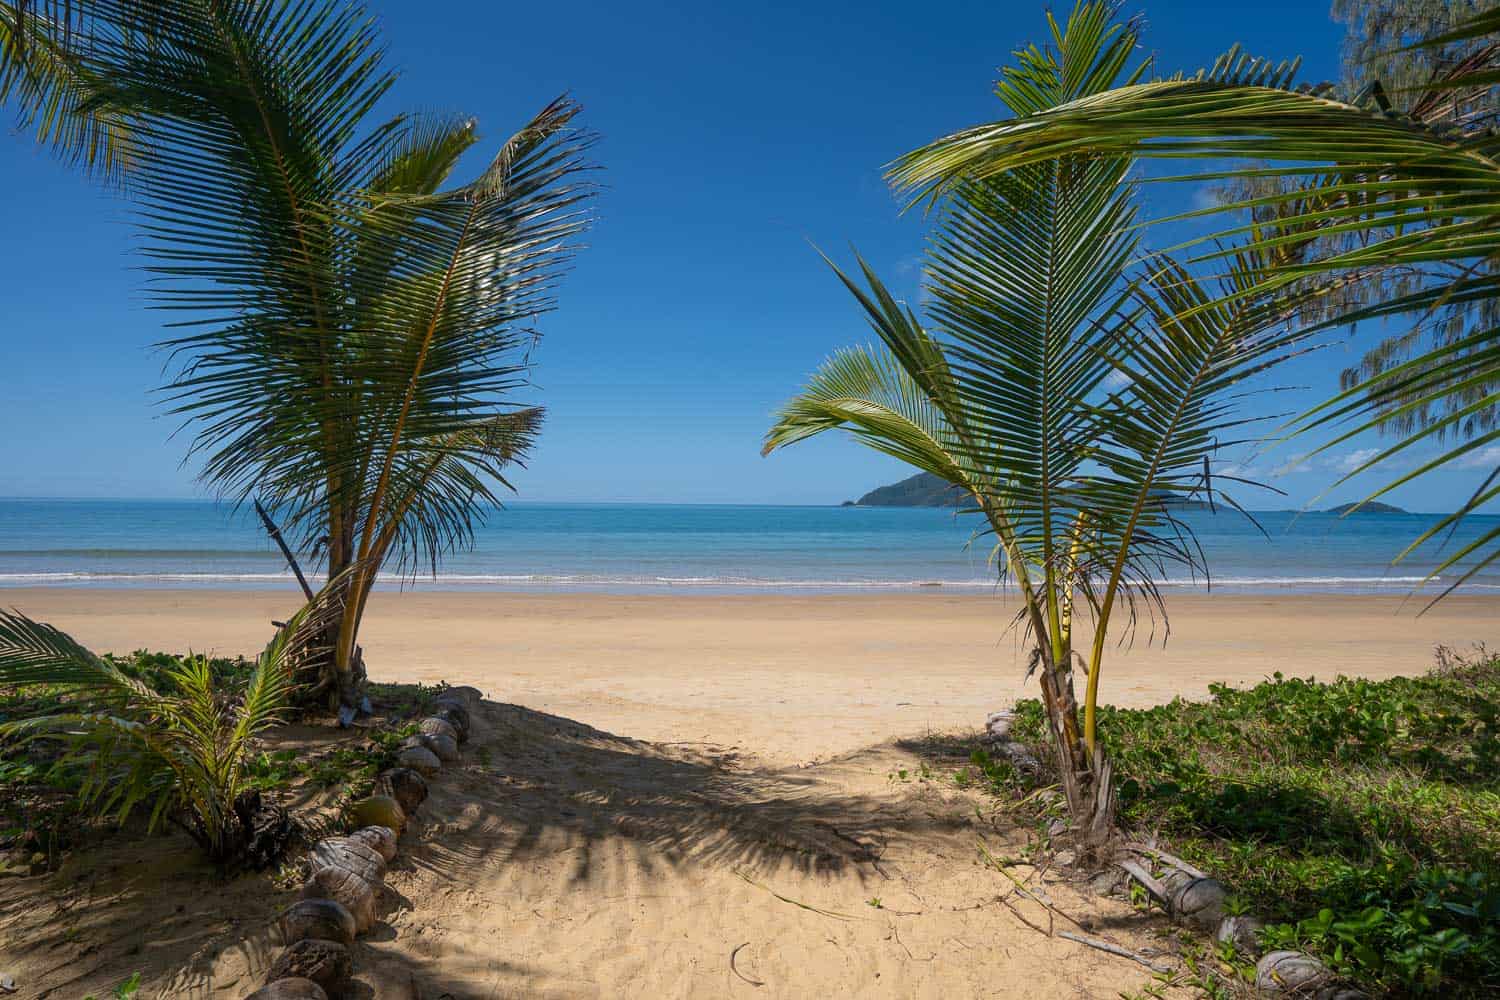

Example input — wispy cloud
[1222,450,1368,480]
[1272,457,1312,477]
[1189,185,1225,212]
[1456,444,1500,469]
[1270,446,1389,478]
[1331,447,1382,475]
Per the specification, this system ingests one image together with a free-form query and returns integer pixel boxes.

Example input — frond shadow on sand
[2,700,1122,999]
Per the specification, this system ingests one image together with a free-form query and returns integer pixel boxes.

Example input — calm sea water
[0,499,1496,595]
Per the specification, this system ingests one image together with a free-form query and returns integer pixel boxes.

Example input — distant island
[1326,501,1408,515]
[844,472,1409,515]
[844,472,963,507]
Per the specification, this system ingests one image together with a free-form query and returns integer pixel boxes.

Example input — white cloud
[893,254,922,276]
[1189,185,1225,212]
[1331,447,1381,475]
[1272,457,1312,477]
[1268,447,1385,478]
[1456,445,1500,469]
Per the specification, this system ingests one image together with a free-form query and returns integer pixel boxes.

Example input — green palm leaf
[766,3,1320,832]
[891,7,1500,605]
[0,570,350,861]
[0,2,133,181]
[1,1,597,699]
[0,610,160,714]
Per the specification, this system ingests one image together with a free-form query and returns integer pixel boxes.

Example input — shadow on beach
[403,700,981,887]
[1,699,1035,999]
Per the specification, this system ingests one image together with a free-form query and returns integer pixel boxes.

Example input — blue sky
[1,0,1487,512]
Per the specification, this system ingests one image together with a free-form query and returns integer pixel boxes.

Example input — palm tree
[891,5,1500,603]
[0,1,595,709]
[764,3,1309,843]
[0,579,345,867]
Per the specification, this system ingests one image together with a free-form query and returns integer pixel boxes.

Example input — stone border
[244,686,483,1000]
[983,711,1369,1000]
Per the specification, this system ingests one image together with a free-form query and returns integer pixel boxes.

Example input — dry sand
[0,704,1181,1000]
[8,588,1496,764]
[1,589,1495,999]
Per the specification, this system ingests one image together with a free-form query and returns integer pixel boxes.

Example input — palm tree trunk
[253,496,357,712]
[1036,637,1114,851]
[277,496,363,714]
[991,508,1115,849]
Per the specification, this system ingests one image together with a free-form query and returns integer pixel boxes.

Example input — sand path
[1,702,1174,999]
[356,702,1171,998]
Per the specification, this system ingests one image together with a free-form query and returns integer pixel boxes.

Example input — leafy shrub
[995,648,1500,996]
[0,596,337,867]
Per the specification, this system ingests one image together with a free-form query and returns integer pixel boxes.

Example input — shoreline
[9,588,1496,764]
[0,575,1485,595]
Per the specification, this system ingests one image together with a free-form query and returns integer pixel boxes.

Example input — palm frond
[765,342,976,491]
[367,113,478,198]
[1069,249,1314,744]
[348,97,593,568]
[0,571,348,858]
[0,609,158,716]
[890,19,1500,605]
[374,407,545,577]
[0,1,136,182]
[1408,6,1500,51]
[766,6,1331,827]
[1,2,597,688]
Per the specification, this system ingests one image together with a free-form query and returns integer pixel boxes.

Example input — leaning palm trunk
[767,4,1309,846]
[0,2,595,712]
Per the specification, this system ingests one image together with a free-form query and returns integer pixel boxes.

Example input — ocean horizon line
[0,496,1481,517]
[0,570,1479,596]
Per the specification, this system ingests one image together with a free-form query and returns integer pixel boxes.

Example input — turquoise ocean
[0,499,1496,595]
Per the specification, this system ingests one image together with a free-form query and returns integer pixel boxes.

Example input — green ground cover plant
[0,651,257,871]
[965,647,1500,995]
[0,604,339,868]
[242,723,413,805]
[0,605,437,873]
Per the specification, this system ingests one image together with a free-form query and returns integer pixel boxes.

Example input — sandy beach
[8,588,1495,764]
[3,588,1497,998]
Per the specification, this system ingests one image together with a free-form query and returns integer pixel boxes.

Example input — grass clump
[979,646,1499,996]
[243,724,412,804]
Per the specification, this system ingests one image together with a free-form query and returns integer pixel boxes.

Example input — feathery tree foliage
[0,1,594,708]
[1327,1,1500,464]
[0,582,344,866]
[1223,2,1500,460]
[765,3,1310,842]
[1333,0,1495,95]
[893,3,1500,604]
